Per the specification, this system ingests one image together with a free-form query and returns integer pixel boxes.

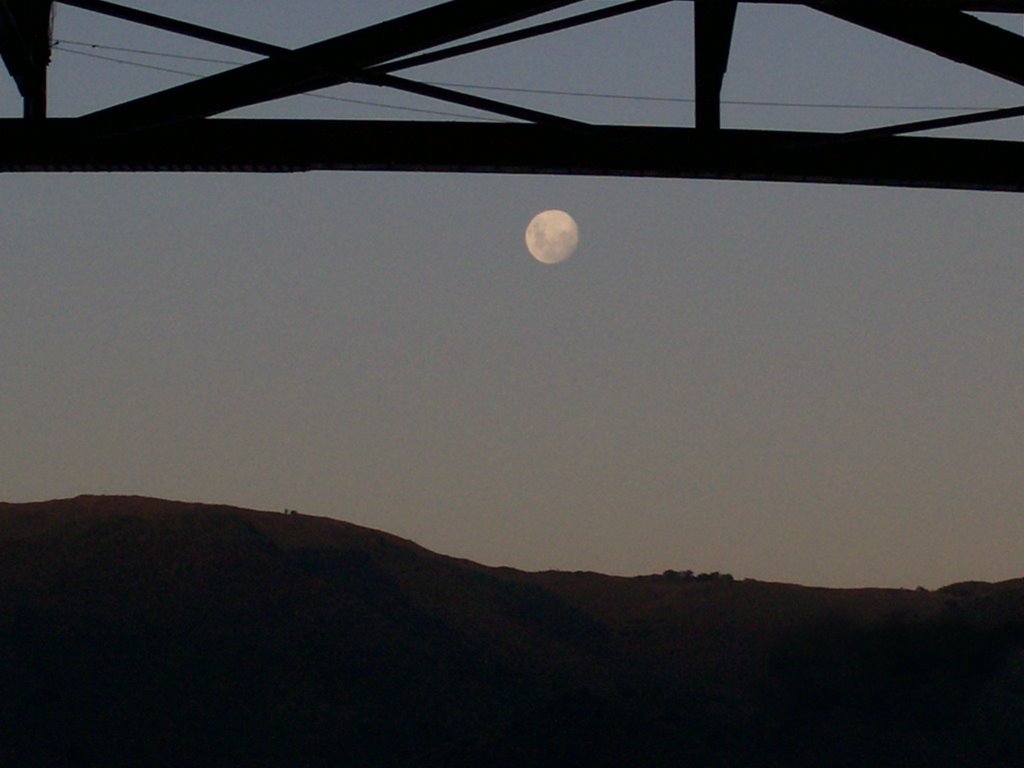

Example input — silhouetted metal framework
[1,0,1022,189]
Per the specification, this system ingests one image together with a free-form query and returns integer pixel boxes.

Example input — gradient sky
[2,1,1022,587]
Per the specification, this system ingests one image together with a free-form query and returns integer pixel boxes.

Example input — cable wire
[52,38,1017,116]
[52,43,508,121]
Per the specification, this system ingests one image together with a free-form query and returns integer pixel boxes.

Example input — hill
[1,496,1022,767]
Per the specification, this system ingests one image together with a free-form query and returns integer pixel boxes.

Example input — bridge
[1,0,1022,189]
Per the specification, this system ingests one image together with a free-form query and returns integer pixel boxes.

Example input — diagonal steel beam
[57,0,280,56]
[372,0,672,74]
[64,0,672,75]
[804,0,1024,86]
[81,0,588,132]
[67,0,653,131]
[354,72,592,130]
[792,103,1024,150]
[699,0,1024,11]
[840,103,1024,141]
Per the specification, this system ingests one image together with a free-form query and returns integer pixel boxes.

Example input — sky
[1,1,1022,588]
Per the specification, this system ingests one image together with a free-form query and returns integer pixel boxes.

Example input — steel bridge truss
[0,0,1022,190]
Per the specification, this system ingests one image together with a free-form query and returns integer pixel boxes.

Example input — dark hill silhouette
[1,496,1021,767]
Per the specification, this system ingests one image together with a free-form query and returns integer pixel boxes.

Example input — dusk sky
[2,1,1022,588]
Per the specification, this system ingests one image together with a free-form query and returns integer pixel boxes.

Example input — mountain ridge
[2,495,1022,766]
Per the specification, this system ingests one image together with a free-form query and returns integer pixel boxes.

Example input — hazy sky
[2,1,1022,587]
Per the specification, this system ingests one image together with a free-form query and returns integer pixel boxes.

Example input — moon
[525,210,579,264]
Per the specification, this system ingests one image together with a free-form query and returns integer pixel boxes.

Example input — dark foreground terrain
[1,496,1022,767]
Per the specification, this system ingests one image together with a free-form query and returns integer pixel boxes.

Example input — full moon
[525,210,579,264]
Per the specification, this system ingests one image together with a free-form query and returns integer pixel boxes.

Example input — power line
[425,81,1004,113]
[51,44,508,121]
[51,38,1015,115]
[55,38,247,66]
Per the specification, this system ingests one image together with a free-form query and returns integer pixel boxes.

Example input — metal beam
[59,0,673,75]
[64,0,658,130]
[354,72,591,129]
[721,0,1024,10]
[2,119,1022,191]
[804,1,1024,87]
[373,0,672,75]
[0,0,52,118]
[80,0,588,132]
[56,0,280,56]
[839,103,1024,141]
[694,0,738,131]
[59,0,1024,137]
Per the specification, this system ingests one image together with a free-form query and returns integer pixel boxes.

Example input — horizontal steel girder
[1,119,1021,191]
